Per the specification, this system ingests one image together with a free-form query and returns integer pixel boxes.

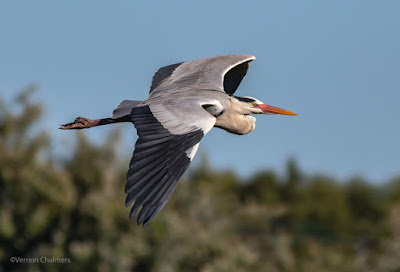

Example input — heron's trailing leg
[59,116,129,130]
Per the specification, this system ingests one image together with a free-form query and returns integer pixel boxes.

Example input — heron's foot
[59,117,98,130]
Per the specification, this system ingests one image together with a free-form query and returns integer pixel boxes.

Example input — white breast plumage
[243,115,256,134]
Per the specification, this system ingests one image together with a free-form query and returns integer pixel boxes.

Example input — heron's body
[61,54,297,226]
[115,90,256,135]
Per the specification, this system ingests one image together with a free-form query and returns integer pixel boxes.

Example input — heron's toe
[59,117,90,130]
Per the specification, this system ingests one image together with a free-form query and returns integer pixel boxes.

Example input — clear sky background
[1,1,399,183]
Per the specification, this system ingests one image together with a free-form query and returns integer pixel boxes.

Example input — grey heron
[60,54,297,226]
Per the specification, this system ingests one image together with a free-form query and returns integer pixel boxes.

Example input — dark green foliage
[0,88,399,272]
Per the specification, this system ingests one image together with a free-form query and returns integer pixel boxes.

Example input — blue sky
[1,1,399,183]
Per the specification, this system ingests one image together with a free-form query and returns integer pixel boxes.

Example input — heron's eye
[251,102,257,107]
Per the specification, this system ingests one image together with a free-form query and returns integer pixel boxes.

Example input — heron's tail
[112,100,142,119]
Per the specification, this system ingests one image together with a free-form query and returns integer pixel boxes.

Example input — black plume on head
[233,96,256,103]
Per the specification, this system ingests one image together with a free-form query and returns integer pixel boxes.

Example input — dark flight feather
[126,106,204,225]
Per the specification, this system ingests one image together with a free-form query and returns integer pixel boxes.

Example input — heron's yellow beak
[258,104,297,115]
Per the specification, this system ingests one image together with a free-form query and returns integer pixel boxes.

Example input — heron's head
[233,96,297,116]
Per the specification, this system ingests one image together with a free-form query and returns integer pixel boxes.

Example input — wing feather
[125,104,215,225]
[149,54,255,96]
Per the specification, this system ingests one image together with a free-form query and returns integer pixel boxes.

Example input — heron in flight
[60,54,297,226]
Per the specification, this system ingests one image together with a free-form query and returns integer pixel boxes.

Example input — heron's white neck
[214,98,257,135]
[230,97,252,115]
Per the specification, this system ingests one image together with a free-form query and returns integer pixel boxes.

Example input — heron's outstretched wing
[125,99,219,225]
[149,54,255,96]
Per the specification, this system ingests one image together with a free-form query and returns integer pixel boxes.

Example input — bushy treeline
[1,86,400,272]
